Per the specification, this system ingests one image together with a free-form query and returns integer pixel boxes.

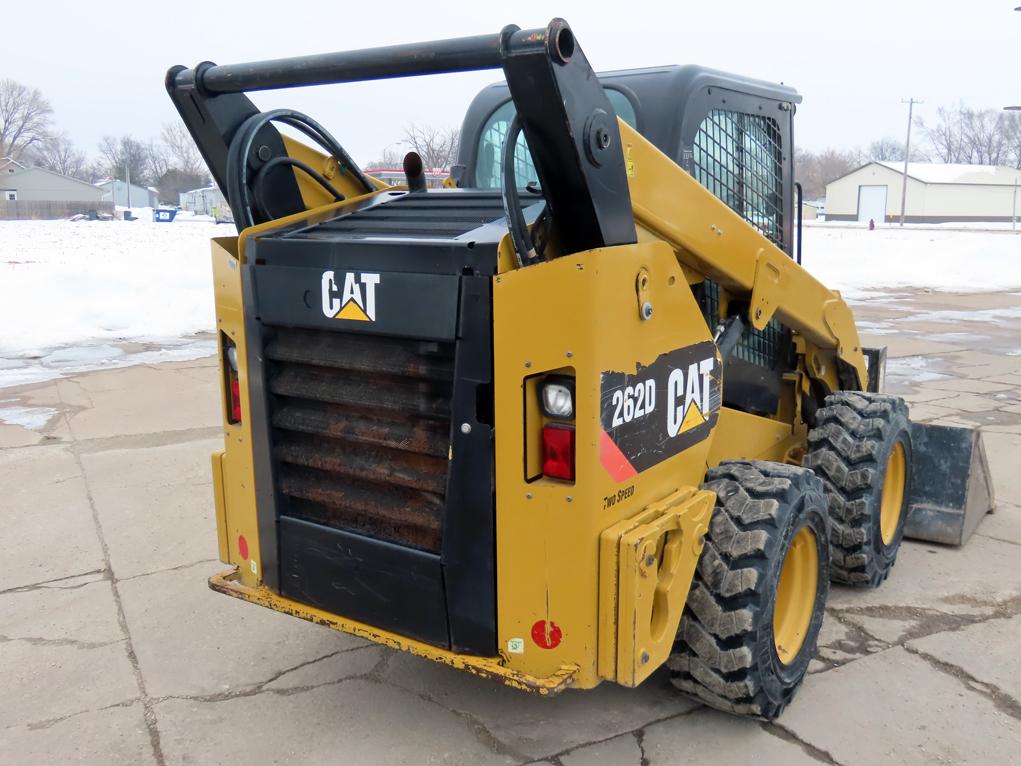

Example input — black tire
[669,461,830,720]
[803,392,912,587]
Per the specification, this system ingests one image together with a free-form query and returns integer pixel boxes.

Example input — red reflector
[230,375,242,423]
[542,425,575,481]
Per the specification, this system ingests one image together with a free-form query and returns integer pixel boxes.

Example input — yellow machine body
[206,116,869,692]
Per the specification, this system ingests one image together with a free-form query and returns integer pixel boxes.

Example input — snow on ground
[0,217,1018,388]
[802,226,1021,299]
[0,215,228,387]
[0,403,59,430]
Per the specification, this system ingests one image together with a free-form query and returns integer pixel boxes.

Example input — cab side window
[474,89,637,189]
[692,109,784,248]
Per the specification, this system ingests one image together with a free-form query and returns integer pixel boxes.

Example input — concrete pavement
[2,288,1021,765]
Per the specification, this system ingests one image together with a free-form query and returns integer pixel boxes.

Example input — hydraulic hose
[500,116,539,267]
[225,108,373,229]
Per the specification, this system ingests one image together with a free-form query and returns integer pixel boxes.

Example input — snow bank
[0,218,226,357]
[0,217,1018,388]
[801,227,1021,298]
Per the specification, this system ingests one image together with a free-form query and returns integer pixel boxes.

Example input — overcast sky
[4,0,1017,166]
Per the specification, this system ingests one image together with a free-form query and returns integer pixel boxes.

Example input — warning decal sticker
[599,340,722,481]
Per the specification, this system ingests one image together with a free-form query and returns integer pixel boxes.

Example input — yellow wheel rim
[772,527,819,665]
[880,442,907,545]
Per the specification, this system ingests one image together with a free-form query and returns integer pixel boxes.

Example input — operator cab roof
[455,64,801,181]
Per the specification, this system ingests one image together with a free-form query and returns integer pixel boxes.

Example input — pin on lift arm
[165,18,637,252]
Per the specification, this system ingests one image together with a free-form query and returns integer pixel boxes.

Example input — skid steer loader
[167,19,994,718]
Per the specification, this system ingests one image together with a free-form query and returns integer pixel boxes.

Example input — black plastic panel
[253,265,460,341]
[278,516,449,646]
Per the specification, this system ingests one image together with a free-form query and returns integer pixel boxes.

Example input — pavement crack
[826,599,1020,644]
[116,558,220,583]
[973,532,1021,548]
[904,645,1021,722]
[634,727,650,766]
[152,645,386,705]
[247,647,349,690]
[73,449,167,766]
[534,707,702,765]
[11,698,140,732]
[395,685,527,762]
[817,610,891,669]
[762,721,847,766]
[0,568,108,595]
[368,654,528,762]
[0,634,123,651]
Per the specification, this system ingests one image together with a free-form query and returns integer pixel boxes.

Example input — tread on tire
[803,391,912,587]
[669,460,829,719]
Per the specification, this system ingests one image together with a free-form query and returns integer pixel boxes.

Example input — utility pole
[899,98,922,227]
[1013,176,1018,232]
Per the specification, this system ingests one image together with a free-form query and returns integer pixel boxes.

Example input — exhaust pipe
[403,151,427,193]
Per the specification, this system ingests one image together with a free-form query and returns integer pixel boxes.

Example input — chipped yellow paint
[209,569,579,695]
[210,237,261,586]
[598,488,714,685]
[493,241,717,688]
[619,118,868,390]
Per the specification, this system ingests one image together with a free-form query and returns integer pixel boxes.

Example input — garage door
[858,185,888,223]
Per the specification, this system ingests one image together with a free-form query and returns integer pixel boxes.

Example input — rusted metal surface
[274,431,447,494]
[270,363,452,418]
[209,568,580,696]
[265,328,455,380]
[272,401,449,457]
[279,464,443,551]
[265,327,454,553]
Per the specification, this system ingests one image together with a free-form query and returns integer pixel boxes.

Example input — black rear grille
[264,326,454,553]
[287,192,518,239]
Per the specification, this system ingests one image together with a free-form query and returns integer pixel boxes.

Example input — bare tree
[154,168,207,204]
[918,105,968,163]
[960,107,1011,166]
[0,79,53,160]
[795,147,859,199]
[98,135,150,185]
[919,103,1020,166]
[1006,113,1021,169]
[145,139,171,184]
[363,146,405,170]
[160,122,204,176]
[401,125,460,171]
[867,137,904,162]
[31,132,89,179]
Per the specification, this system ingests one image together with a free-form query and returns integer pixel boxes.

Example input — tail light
[542,424,575,481]
[222,333,241,425]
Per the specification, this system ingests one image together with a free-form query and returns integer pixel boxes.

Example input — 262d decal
[599,341,722,481]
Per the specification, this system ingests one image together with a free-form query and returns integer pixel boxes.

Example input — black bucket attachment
[905,423,995,546]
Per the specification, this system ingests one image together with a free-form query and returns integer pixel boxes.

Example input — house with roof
[0,157,27,176]
[0,165,108,218]
[825,162,1021,224]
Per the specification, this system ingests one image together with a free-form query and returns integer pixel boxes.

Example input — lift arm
[620,120,868,390]
[167,19,635,249]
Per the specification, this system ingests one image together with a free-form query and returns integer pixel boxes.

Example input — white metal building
[825,162,1021,224]
[179,185,228,216]
[97,179,159,208]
